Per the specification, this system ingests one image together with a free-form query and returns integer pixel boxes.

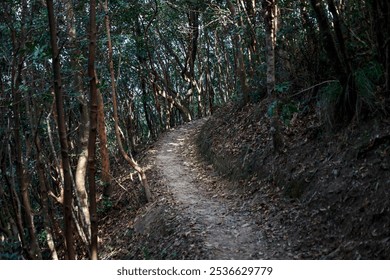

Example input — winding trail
[153,119,265,259]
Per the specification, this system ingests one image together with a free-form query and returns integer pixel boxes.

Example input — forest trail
[148,119,265,259]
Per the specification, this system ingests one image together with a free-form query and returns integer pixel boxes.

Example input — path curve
[154,119,265,259]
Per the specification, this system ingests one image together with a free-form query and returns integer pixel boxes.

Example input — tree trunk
[9,0,42,259]
[3,145,27,257]
[104,0,153,202]
[227,0,250,104]
[310,0,356,122]
[64,0,91,244]
[371,0,390,92]
[74,99,91,243]
[96,86,112,197]
[326,0,356,121]
[184,10,199,80]
[141,80,155,139]
[326,0,350,72]
[126,99,138,152]
[241,0,260,79]
[263,0,277,96]
[263,0,283,153]
[87,0,99,260]
[46,0,75,259]
[135,17,157,140]
[34,131,59,260]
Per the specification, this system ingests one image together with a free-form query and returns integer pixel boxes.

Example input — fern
[317,80,343,125]
[354,61,384,113]
[354,62,383,97]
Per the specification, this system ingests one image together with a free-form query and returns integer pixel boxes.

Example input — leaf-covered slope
[198,100,390,259]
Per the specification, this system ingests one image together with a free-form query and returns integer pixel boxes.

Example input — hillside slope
[198,100,390,259]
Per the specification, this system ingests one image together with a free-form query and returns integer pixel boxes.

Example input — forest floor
[99,99,390,260]
[144,119,270,259]
[98,118,289,259]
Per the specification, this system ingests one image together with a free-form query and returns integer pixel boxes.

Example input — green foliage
[275,81,292,94]
[267,99,299,125]
[30,43,51,61]
[281,102,298,125]
[0,237,23,260]
[318,81,343,101]
[317,81,343,124]
[267,100,279,118]
[354,61,383,99]
[316,62,384,124]
[98,197,113,214]
[37,230,47,245]
[348,61,384,115]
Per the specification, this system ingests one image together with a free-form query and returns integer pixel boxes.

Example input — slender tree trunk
[213,31,227,103]
[371,0,390,92]
[96,85,112,197]
[12,62,40,260]
[263,0,283,153]
[326,0,350,72]
[3,146,27,256]
[64,0,91,244]
[309,0,344,76]
[152,82,164,132]
[104,0,152,202]
[87,0,98,260]
[241,0,260,79]
[9,1,42,259]
[126,99,138,152]
[205,32,215,115]
[46,0,75,259]
[141,78,156,139]
[135,17,157,140]
[310,0,356,122]
[34,131,59,260]
[74,99,91,243]
[227,0,250,104]
[326,0,356,121]
[184,9,199,80]
[1,140,27,250]
[263,0,277,96]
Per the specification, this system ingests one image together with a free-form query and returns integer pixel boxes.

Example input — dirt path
[151,119,266,259]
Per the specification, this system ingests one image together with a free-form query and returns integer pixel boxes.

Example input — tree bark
[263,0,277,96]
[263,0,284,153]
[87,0,99,260]
[46,0,75,259]
[96,85,112,197]
[34,129,59,260]
[135,16,157,140]
[9,0,42,259]
[64,0,91,244]
[241,0,260,79]
[227,0,250,104]
[310,0,356,122]
[371,0,390,92]
[104,0,153,202]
